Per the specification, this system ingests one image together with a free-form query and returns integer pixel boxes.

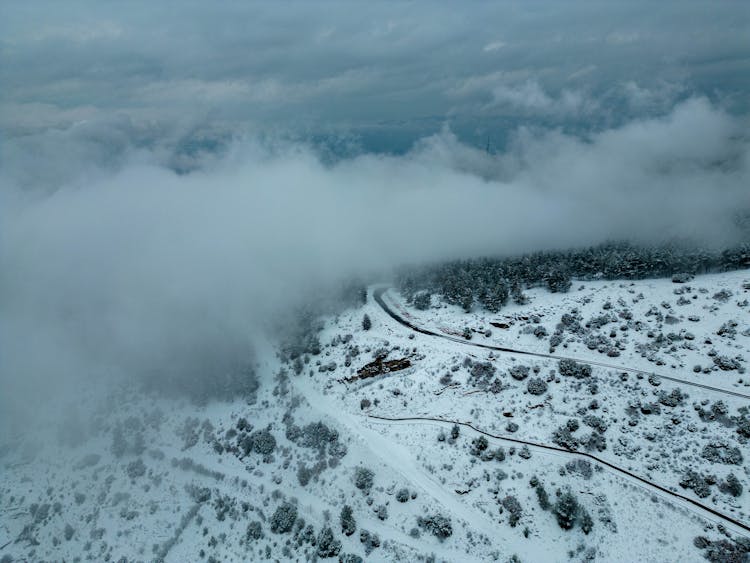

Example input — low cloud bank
[1,98,748,426]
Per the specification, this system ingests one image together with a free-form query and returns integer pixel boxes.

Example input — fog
[2,98,749,425]
[1,1,750,429]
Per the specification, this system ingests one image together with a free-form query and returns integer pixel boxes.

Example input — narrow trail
[251,329,535,558]
[366,414,750,537]
[285,372,528,554]
[373,287,750,401]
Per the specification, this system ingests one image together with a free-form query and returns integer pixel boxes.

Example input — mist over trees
[397,240,750,313]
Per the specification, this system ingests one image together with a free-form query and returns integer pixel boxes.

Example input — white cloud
[483,40,506,52]
[2,1,750,422]
[622,80,685,111]
[2,99,747,418]
[486,80,598,117]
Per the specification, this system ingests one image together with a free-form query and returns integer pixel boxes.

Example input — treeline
[396,241,750,313]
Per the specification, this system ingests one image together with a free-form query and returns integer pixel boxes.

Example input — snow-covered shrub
[509,365,530,381]
[126,458,146,479]
[702,442,743,465]
[549,333,563,349]
[527,378,548,395]
[552,426,578,451]
[246,521,263,541]
[501,496,523,527]
[413,292,431,310]
[535,485,550,510]
[396,488,410,503]
[564,459,593,479]
[583,432,607,452]
[470,361,496,379]
[270,502,298,534]
[713,289,733,302]
[553,490,579,530]
[340,505,356,536]
[492,447,506,462]
[375,504,388,521]
[467,361,499,390]
[713,355,742,371]
[558,359,592,379]
[717,320,738,338]
[719,474,743,497]
[297,464,313,486]
[213,494,238,522]
[354,467,374,493]
[533,326,548,338]
[470,436,489,456]
[359,529,381,554]
[417,513,453,541]
[242,429,277,456]
[296,421,339,451]
[736,413,750,438]
[582,415,608,433]
[679,470,716,498]
[316,526,341,558]
[579,508,594,534]
[698,400,730,423]
[694,536,750,562]
[297,523,316,545]
[658,388,687,407]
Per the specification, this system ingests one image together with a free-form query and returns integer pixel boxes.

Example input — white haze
[1,97,749,427]
[1,0,750,429]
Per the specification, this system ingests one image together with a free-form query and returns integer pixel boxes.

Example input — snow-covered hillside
[2,271,749,562]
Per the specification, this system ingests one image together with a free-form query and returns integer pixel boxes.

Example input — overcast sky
[2,1,749,154]
[1,1,749,420]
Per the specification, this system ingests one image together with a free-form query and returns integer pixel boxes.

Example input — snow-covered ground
[2,271,749,562]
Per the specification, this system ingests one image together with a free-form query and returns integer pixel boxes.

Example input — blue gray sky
[2,1,749,157]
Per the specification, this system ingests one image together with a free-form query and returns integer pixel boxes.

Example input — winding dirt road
[373,287,750,401]
[370,287,750,537]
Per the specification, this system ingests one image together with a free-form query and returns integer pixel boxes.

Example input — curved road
[371,287,750,537]
[367,414,750,536]
[373,287,750,401]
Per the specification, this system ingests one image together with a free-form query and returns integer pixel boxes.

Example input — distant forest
[396,241,750,313]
